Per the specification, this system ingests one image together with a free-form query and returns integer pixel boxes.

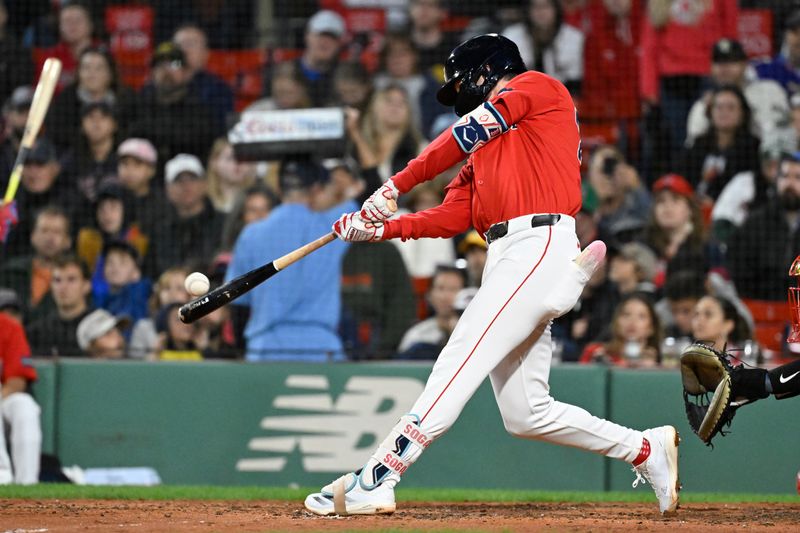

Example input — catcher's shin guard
[360,414,433,489]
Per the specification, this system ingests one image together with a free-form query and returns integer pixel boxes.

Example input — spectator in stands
[92,241,151,324]
[206,138,258,213]
[711,131,794,245]
[0,86,32,178]
[729,151,800,300]
[680,85,761,203]
[61,101,119,215]
[226,157,358,361]
[46,46,136,153]
[0,1,33,106]
[691,294,752,353]
[220,183,278,252]
[686,39,788,149]
[0,206,71,324]
[658,269,707,340]
[393,182,456,281]
[586,144,650,245]
[152,153,225,274]
[608,242,658,296]
[0,311,41,485]
[129,266,191,360]
[502,0,585,95]
[460,230,487,288]
[580,293,662,367]
[173,23,235,132]
[407,0,460,79]
[375,32,443,137]
[347,86,424,184]
[76,183,148,280]
[27,255,93,357]
[128,42,216,161]
[639,0,738,155]
[397,265,466,359]
[40,1,97,92]
[4,138,78,258]
[289,9,346,107]
[579,0,641,155]
[643,174,710,284]
[332,61,373,111]
[0,288,22,323]
[754,12,800,96]
[76,308,129,358]
[116,138,169,248]
[154,302,204,360]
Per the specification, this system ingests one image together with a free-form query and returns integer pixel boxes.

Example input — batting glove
[332,212,385,242]
[0,201,18,243]
[360,179,399,223]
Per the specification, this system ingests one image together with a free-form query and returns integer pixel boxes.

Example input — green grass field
[0,484,797,503]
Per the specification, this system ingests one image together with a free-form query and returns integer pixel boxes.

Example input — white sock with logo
[357,414,433,489]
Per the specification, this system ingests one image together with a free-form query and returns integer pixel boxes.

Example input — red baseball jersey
[383,70,582,240]
[0,313,37,384]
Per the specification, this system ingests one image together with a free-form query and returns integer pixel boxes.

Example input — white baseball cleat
[632,425,681,515]
[304,472,396,516]
[574,240,607,277]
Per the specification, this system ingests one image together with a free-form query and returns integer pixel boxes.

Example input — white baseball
[185,272,210,297]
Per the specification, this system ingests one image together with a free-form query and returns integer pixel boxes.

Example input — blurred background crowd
[1,0,800,369]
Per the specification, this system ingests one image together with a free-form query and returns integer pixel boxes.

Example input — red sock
[632,438,650,466]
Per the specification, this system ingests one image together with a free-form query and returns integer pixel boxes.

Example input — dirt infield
[2,499,800,533]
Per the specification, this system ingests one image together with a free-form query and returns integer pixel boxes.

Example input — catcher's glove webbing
[680,342,738,446]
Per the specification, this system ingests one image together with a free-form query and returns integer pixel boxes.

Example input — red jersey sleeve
[391,126,466,194]
[383,162,474,240]
[0,314,37,384]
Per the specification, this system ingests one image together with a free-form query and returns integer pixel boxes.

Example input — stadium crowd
[0,0,799,374]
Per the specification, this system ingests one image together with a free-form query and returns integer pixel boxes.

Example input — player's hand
[360,180,399,223]
[0,201,18,243]
[332,212,384,242]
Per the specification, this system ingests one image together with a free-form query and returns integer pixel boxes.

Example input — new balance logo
[236,375,424,473]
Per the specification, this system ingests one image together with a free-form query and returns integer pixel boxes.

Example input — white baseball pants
[409,214,643,462]
[0,392,42,484]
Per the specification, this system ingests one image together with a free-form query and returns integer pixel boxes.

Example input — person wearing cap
[0,310,42,484]
[225,156,359,361]
[754,11,800,95]
[0,287,23,323]
[0,1,34,106]
[92,240,151,324]
[710,130,796,244]
[686,39,789,148]
[27,255,94,357]
[643,174,712,285]
[0,86,34,178]
[679,84,761,201]
[46,46,136,153]
[151,153,225,275]
[729,151,800,300]
[274,9,346,107]
[458,229,487,288]
[0,206,72,324]
[76,308,129,358]
[173,23,235,132]
[128,42,216,162]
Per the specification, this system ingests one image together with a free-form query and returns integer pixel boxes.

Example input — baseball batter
[305,34,679,516]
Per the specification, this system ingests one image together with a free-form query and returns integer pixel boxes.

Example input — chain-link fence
[0,0,797,366]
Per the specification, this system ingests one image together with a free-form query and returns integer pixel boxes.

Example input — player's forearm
[383,208,471,241]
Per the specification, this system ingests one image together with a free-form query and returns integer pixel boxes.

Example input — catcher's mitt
[680,342,738,446]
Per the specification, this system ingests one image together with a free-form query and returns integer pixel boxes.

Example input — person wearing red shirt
[305,34,680,517]
[37,2,97,93]
[0,312,41,484]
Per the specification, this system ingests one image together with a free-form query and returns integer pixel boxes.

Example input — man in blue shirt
[755,12,800,95]
[226,158,357,361]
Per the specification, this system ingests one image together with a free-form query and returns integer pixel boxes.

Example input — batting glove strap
[332,212,385,242]
[360,180,399,223]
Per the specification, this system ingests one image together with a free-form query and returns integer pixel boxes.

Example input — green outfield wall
[30,360,800,493]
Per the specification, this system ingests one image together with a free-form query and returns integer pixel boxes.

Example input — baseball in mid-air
[184,272,210,297]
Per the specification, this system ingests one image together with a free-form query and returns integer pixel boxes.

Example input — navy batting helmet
[436,34,526,116]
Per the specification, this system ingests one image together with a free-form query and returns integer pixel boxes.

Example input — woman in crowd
[502,0,585,94]
[691,294,754,362]
[346,85,425,184]
[643,173,713,285]
[680,85,760,203]
[220,183,279,252]
[247,61,312,111]
[206,138,260,213]
[128,266,191,359]
[580,293,662,367]
[46,46,136,152]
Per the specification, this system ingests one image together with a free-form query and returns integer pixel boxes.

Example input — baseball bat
[178,199,397,324]
[3,58,62,203]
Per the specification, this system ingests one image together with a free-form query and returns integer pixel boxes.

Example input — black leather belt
[484,214,561,244]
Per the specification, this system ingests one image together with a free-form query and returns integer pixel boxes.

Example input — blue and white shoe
[304,471,396,516]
